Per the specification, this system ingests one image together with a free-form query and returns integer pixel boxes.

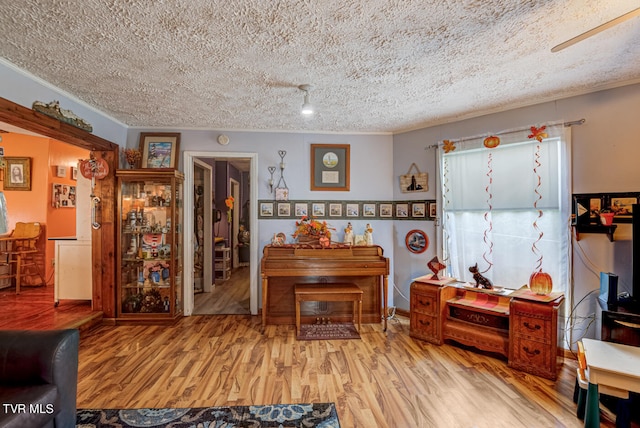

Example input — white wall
[394,83,640,346]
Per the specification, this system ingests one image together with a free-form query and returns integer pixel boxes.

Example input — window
[439,124,571,292]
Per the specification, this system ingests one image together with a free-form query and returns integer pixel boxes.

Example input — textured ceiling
[1,1,639,134]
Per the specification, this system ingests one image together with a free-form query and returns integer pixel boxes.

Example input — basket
[400,163,428,193]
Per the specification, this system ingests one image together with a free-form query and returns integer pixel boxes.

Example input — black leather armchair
[0,329,79,428]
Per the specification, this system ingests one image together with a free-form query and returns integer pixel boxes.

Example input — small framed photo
[363,203,376,217]
[71,166,78,180]
[379,203,393,218]
[312,203,325,217]
[260,202,274,217]
[56,165,66,177]
[4,157,31,191]
[611,197,636,218]
[396,203,409,218]
[346,203,359,217]
[412,202,426,218]
[310,144,350,191]
[295,203,308,217]
[139,132,181,169]
[329,203,342,217]
[429,202,437,218]
[277,202,291,217]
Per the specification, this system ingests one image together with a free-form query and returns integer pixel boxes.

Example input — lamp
[298,84,314,115]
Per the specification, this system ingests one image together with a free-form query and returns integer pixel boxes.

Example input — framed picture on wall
[363,203,376,217]
[312,203,325,217]
[310,144,350,191]
[395,203,409,218]
[346,203,359,217]
[295,203,308,217]
[412,202,426,218]
[277,202,291,217]
[139,132,181,169]
[329,203,342,217]
[379,203,393,218]
[260,202,274,217]
[52,183,76,208]
[4,157,31,191]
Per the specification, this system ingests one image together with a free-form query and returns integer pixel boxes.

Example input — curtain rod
[425,118,586,149]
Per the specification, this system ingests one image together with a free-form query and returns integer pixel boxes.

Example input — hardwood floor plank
[74,314,623,427]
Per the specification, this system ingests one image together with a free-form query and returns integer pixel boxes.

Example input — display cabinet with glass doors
[116,169,184,323]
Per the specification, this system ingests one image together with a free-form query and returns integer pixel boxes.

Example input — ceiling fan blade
[551,7,640,52]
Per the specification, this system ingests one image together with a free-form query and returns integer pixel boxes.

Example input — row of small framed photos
[573,192,639,224]
[258,200,437,220]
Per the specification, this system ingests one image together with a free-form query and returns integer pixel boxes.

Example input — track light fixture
[298,84,314,116]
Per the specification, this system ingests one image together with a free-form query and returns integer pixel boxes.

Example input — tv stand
[597,297,640,346]
[410,279,565,380]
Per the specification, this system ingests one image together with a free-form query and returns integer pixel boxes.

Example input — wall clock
[405,229,428,254]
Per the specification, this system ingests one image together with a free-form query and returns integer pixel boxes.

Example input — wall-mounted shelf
[573,224,617,242]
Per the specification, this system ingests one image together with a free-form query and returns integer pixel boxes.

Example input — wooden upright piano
[261,244,389,330]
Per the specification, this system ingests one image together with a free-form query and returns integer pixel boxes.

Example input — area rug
[297,323,360,340]
[76,402,340,427]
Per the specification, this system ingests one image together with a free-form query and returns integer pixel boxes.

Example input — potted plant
[599,209,615,226]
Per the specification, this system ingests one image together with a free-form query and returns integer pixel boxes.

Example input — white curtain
[438,123,571,292]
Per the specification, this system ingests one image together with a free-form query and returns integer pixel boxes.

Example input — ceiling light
[298,84,314,116]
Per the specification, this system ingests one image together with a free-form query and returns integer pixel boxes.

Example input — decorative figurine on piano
[343,222,354,246]
[364,223,373,246]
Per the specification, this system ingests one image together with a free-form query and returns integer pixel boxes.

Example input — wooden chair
[0,222,46,293]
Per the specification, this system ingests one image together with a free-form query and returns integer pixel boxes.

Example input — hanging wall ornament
[442,139,456,153]
[528,125,548,142]
[483,135,501,149]
[528,124,552,294]
[481,151,494,274]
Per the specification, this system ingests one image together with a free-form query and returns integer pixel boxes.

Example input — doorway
[182,151,258,317]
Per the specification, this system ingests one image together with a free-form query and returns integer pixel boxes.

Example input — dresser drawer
[511,337,555,369]
[512,313,551,342]
[411,291,437,315]
[410,312,438,341]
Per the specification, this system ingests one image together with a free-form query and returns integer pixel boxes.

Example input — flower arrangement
[293,216,335,240]
[225,196,235,223]
[124,148,142,168]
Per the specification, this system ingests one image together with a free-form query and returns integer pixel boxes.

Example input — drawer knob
[419,299,430,306]
[419,320,431,326]
[523,322,541,331]
[522,346,541,356]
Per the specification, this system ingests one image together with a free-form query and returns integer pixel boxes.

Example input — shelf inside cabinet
[573,224,617,242]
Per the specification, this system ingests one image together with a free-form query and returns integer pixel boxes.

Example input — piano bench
[294,283,363,336]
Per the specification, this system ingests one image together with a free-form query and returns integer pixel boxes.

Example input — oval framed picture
[405,229,428,254]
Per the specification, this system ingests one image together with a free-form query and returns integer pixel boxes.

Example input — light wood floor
[75,314,623,428]
[193,267,250,315]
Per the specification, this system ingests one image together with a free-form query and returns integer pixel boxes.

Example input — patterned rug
[297,323,360,340]
[76,403,340,427]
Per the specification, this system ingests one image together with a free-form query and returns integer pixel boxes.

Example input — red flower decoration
[528,126,548,142]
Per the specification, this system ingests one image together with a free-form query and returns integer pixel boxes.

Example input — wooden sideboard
[410,279,564,380]
[261,244,389,330]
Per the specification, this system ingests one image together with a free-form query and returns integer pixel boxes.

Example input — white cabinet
[54,240,92,304]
